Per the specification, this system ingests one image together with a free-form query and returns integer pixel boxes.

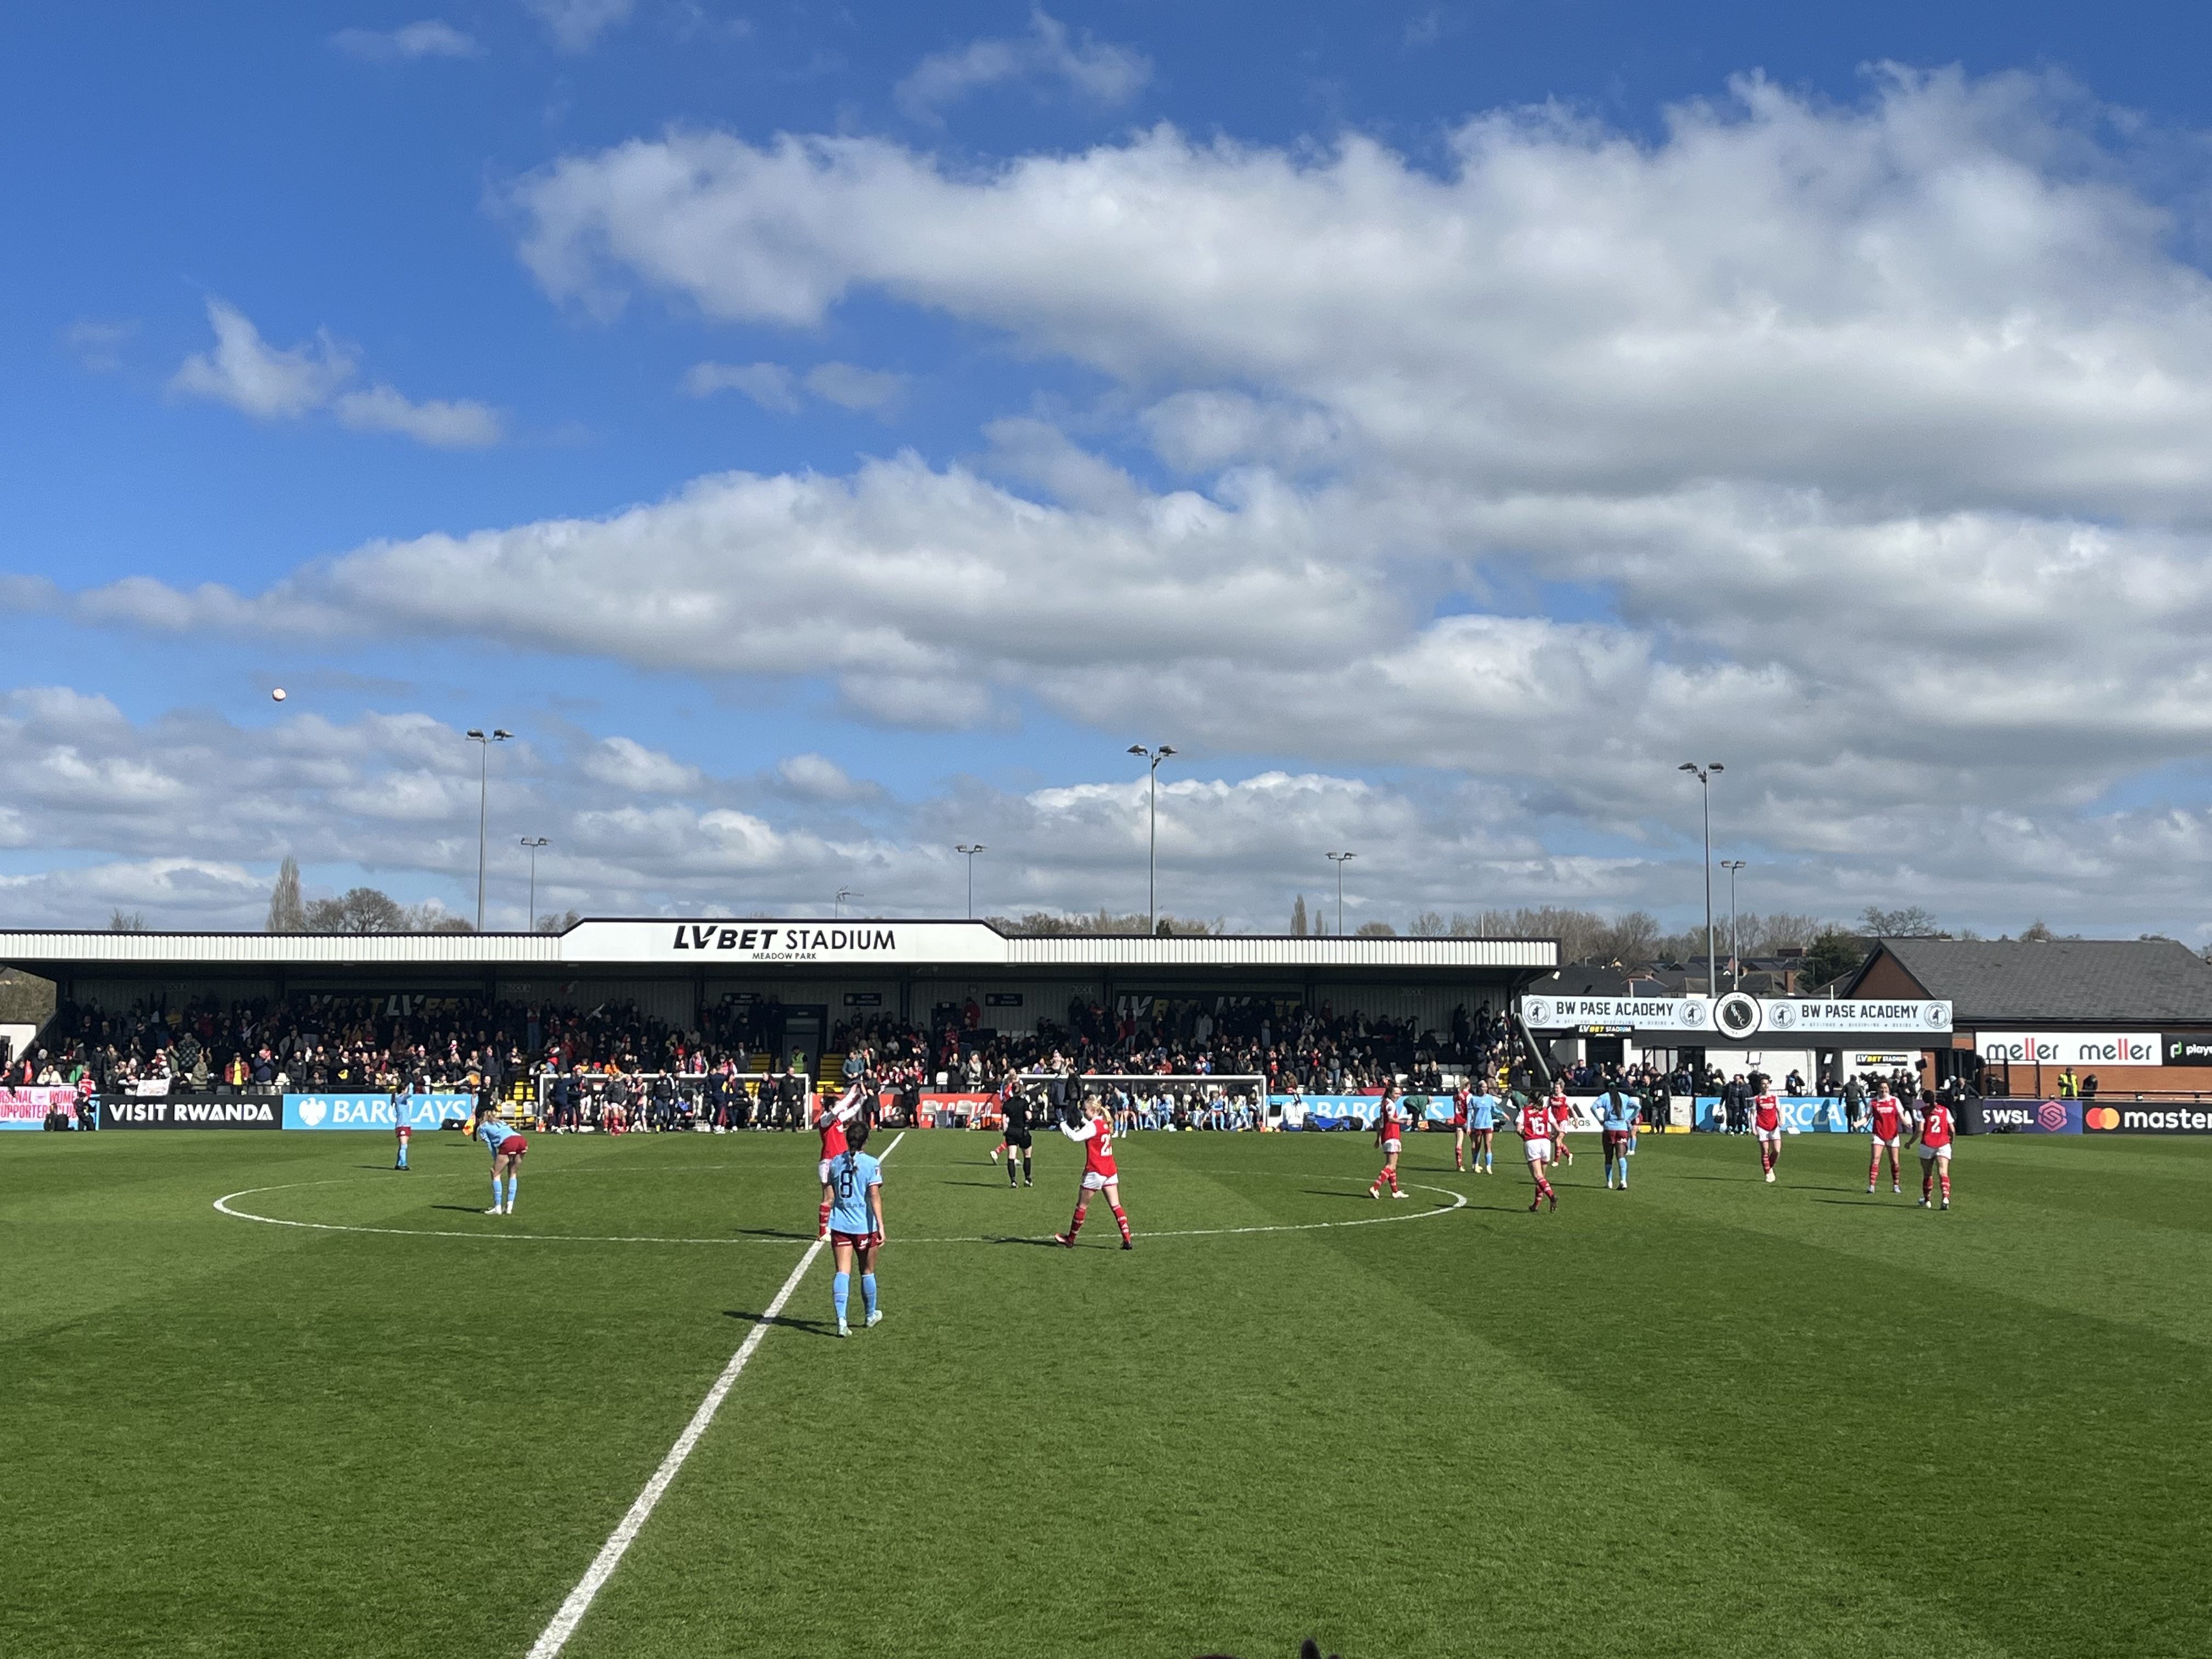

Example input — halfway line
[524,1128,904,1659]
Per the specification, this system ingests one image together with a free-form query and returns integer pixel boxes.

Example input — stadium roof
[0,918,1558,975]
[1844,938,2212,1026]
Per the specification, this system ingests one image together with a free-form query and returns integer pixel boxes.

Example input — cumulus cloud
[683,359,905,414]
[895,8,1150,121]
[331,20,481,60]
[169,298,500,446]
[522,0,634,53]
[31,71,2212,932]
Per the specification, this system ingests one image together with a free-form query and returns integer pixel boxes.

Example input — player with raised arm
[998,1080,1035,1188]
[1867,1084,1906,1194]
[812,1082,868,1239]
[1915,1090,1955,1210]
[391,1080,411,1171]
[1518,1091,1558,1213]
[1054,1100,1133,1249]
[1367,1085,1409,1200]
[1752,1086,1783,1183]
[469,1093,526,1216]
[825,1122,885,1336]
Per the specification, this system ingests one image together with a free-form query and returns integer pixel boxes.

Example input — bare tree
[266,855,305,932]
[108,909,146,932]
[1861,905,1943,938]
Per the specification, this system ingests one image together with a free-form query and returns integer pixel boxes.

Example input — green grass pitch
[3,1125,2205,1658]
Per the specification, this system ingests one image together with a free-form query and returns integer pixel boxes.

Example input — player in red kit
[1752,1089,1782,1182]
[1867,1085,1906,1194]
[1547,1086,1575,1166]
[1450,1086,1471,1172]
[812,1082,868,1238]
[1054,1100,1133,1249]
[1915,1090,1955,1210]
[1368,1086,1409,1199]
[1518,1092,1558,1212]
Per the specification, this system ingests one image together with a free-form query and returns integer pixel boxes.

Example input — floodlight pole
[465,728,512,930]
[1326,851,1357,935]
[1679,761,1724,996]
[956,845,985,919]
[1127,745,1176,930]
[521,838,549,929]
[1721,860,1746,989]
[835,888,861,918]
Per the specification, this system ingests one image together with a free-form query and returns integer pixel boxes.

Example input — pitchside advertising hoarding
[283,1092,476,1131]
[0,1085,87,1129]
[99,1096,280,1129]
[1517,994,1950,1037]
[1974,1032,2164,1066]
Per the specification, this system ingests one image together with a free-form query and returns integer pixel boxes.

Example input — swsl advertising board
[283,1092,476,1131]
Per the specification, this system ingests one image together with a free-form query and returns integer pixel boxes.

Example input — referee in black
[1001,1081,1035,1188]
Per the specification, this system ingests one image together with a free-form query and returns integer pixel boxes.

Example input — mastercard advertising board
[2081,1104,2212,1134]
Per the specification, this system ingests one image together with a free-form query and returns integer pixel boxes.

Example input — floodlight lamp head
[1158,745,1176,757]
[466,729,486,740]
[1678,761,1696,772]
[1708,761,1723,771]
[1128,744,1147,755]
[494,729,513,740]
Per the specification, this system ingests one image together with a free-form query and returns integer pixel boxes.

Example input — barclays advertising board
[1692,1096,1858,1133]
[283,1092,475,1131]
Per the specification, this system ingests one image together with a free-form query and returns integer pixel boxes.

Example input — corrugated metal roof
[0,926,1555,973]
[1005,935,1556,969]
[0,932,559,966]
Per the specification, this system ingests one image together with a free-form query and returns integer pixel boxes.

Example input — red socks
[817,1200,831,1237]
[1067,1201,1088,1239]
[1923,1171,1934,1201]
[1939,1172,1951,1202]
[1111,1204,1131,1243]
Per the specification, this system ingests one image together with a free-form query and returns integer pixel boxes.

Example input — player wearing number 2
[1054,1100,1133,1249]
[1915,1090,1955,1210]
[826,1122,885,1338]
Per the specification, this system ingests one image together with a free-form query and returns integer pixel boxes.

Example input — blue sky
[3,2,2209,940]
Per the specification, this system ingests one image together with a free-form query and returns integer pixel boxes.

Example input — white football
[272,688,287,702]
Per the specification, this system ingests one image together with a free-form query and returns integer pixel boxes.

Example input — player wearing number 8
[826,1123,885,1338]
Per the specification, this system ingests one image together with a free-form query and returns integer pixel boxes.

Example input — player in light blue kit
[1598,1084,1637,1190]
[1468,1090,1500,1175]
[825,1122,885,1338]
[469,1094,528,1215]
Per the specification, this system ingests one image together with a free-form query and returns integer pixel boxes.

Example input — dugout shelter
[0,918,1560,1073]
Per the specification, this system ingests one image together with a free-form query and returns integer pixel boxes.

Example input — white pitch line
[212,1177,1467,1247]
[524,1128,904,1659]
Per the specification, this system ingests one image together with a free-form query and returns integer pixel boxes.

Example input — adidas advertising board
[283,1092,476,1131]
[98,1096,280,1129]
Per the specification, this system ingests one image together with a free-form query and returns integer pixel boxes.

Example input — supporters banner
[129,1077,173,1097]
[99,1096,280,1130]
[1691,1096,1857,1132]
[0,1085,86,1130]
[2082,1104,2212,1135]
[283,1092,476,1131]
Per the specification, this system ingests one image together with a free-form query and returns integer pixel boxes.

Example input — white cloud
[171,300,354,419]
[804,362,906,412]
[331,20,482,60]
[895,8,1151,121]
[776,753,882,803]
[334,384,503,447]
[683,359,906,414]
[582,736,706,795]
[522,0,634,53]
[168,298,500,446]
[684,360,800,411]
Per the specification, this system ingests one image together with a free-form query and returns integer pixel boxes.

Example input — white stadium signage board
[1974,1032,2163,1066]
[1519,995,1950,1037]
[558,919,1012,966]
